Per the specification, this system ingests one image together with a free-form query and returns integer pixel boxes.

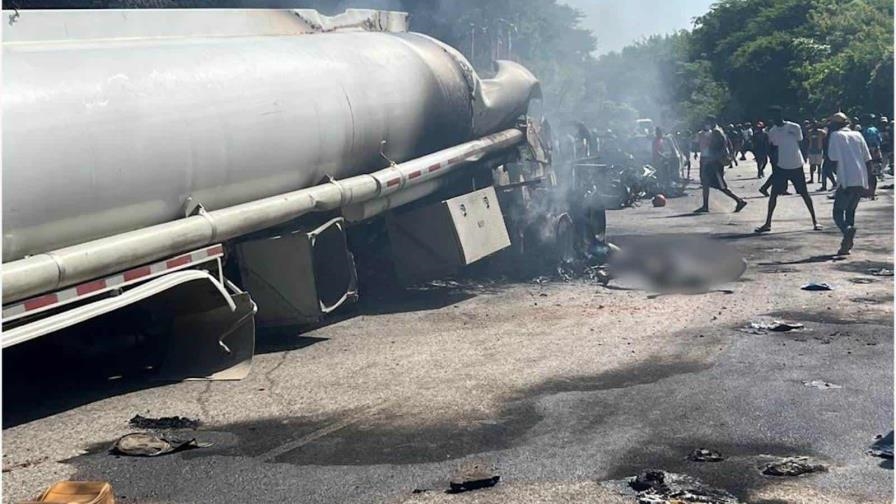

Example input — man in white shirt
[755,106,821,233]
[827,112,872,255]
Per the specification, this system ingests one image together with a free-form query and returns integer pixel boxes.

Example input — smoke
[561,0,712,55]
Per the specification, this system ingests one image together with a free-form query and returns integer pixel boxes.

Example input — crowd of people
[685,109,893,256]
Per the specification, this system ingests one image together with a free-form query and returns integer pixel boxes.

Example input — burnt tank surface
[2,8,539,262]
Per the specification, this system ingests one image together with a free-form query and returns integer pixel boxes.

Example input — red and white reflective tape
[2,244,224,322]
[384,155,472,188]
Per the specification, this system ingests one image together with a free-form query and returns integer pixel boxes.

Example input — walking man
[740,123,752,160]
[862,117,883,199]
[695,116,747,214]
[755,106,821,233]
[807,121,826,184]
[882,117,893,173]
[799,120,810,161]
[675,130,691,180]
[827,112,871,255]
[652,127,673,187]
[752,121,770,178]
[819,123,837,191]
[726,124,739,167]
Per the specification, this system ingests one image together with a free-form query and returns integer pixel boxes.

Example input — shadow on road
[665,212,710,219]
[758,254,847,266]
[3,337,173,428]
[646,289,734,299]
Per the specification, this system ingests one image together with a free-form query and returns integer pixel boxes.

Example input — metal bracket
[184,196,208,218]
[380,140,399,168]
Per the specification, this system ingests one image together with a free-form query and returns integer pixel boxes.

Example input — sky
[561,0,716,55]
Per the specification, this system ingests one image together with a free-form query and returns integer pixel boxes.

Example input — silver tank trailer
[2,9,538,263]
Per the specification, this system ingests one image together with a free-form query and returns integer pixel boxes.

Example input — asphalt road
[3,159,893,503]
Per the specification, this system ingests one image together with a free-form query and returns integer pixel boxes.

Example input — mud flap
[234,217,358,327]
[157,291,256,381]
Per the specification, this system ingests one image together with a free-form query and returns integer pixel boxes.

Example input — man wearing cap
[695,116,747,214]
[828,112,872,255]
[755,106,820,233]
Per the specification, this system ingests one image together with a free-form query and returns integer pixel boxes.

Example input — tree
[689,0,893,119]
[799,0,894,116]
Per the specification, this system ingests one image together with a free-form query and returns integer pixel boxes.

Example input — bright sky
[561,0,716,55]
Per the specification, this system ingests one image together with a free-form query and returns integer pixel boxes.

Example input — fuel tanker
[1,8,554,379]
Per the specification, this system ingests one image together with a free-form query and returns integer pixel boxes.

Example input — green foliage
[688,0,893,120]
[584,0,893,128]
[797,0,895,116]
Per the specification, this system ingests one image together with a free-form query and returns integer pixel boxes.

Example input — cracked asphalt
[2,159,893,503]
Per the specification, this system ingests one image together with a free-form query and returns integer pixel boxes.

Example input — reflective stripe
[23,294,58,311]
[75,280,106,296]
[3,244,224,322]
[123,266,152,282]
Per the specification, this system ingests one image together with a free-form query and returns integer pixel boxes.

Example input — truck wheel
[554,214,576,264]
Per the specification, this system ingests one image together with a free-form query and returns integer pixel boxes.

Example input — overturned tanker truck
[2,8,564,379]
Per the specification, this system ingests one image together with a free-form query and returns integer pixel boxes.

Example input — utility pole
[497,18,517,60]
[469,23,477,65]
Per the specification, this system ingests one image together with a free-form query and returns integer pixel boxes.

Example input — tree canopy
[688,0,894,123]
[582,0,893,130]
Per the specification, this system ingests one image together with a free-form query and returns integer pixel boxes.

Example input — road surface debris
[868,432,894,459]
[2,457,48,473]
[128,414,201,430]
[447,462,500,494]
[111,433,209,457]
[760,456,827,477]
[740,321,804,334]
[801,282,833,291]
[687,448,725,462]
[801,380,842,390]
[26,481,116,504]
[602,469,741,503]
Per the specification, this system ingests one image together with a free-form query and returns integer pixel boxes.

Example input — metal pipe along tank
[2,128,525,303]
